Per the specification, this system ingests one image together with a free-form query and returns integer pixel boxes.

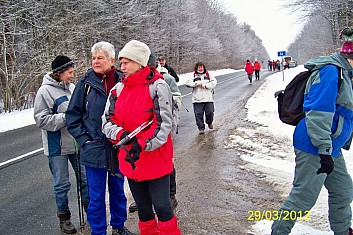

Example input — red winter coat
[254,61,261,70]
[245,62,254,75]
[102,66,174,181]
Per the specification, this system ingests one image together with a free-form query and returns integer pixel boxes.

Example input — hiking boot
[199,129,205,134]
[112,226,136,235]
[57,210,77,234]
[128,202,137,213]
[170,196,178,210]
[208,123,213,129]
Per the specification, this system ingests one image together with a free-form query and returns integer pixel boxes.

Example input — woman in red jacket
[244,59,254,84]
[102,40,181,235]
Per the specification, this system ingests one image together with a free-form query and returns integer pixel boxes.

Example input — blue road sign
[278,51,286,56]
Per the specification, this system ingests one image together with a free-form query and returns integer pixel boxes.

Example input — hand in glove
[124,138,142,170]
[317,154,334,175]
[119,131,134,145]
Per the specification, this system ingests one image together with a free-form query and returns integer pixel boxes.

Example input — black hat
[51,55,74,73]
[148,53,157,67]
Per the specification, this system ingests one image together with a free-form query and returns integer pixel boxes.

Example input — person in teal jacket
[272,27,353,235]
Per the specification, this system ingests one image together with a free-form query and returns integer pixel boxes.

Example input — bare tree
[0,0,270,112]
[284,0,353,62]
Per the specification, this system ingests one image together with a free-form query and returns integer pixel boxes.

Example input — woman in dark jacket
[66,42,134,235]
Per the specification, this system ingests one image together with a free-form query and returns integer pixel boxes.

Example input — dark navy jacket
[66,68,122,168]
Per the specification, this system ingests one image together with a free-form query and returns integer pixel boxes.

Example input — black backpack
[274,67,341,126]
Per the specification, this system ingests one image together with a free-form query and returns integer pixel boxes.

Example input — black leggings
[128,174,174,222]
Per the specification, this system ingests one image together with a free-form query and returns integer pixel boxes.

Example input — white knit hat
[156,64,168,74]
[118,40,151,67]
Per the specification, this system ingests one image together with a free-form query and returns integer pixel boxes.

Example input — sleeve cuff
[318,146,332,155]
[116,130,126,141]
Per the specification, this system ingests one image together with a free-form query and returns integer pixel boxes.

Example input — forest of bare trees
[287,0,353,64]
[1,0,352,113]
[0,0,268,113]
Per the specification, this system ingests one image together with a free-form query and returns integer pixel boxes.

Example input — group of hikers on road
[33,39,217,235]
[32,26,353,235]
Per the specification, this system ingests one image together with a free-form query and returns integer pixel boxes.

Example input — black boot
[57,210,77,234]
[128,202,138,213]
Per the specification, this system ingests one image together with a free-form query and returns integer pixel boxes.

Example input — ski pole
[112,120,153,170]
[181,101,189,112]
[76,154,85,229]
[113,120,153,149]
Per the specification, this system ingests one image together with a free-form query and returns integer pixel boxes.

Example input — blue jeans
[48,154,89,212]
[85,166,127,235]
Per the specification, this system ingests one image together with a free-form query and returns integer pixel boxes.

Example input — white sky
[1,68,352,234]
[219,0,305,60]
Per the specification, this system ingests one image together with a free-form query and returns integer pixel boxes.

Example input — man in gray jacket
[33,55,89,234]
[271,27,353,235]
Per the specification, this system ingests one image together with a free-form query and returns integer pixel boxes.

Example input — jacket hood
[122,66,162,87]
[305,52,353,74]
[42,73,69,90]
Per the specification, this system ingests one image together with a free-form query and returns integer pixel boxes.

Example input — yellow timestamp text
[247,210,310,221]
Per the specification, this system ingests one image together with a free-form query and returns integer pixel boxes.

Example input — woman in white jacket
[186,62,217,134]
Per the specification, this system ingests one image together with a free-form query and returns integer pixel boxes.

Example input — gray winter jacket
[34,73,77,156]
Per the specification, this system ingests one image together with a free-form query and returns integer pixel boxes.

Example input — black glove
[317,154,334,175]
[120,131,130,140]
[124,138,142,170]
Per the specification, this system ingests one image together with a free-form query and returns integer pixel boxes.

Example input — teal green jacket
[293,52,353,157]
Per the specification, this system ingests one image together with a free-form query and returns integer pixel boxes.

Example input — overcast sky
[220,0,305,60]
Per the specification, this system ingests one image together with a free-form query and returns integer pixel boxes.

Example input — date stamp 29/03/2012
[247,210,310,221]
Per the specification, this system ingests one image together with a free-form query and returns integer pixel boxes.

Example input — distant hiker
[276,59,281,71]
[272,60,277,71]
[102,40,182,235]
[186,62,217,134]
[66,42,134,235]
[33,55,89,234]
[268,59,272,71]
[244,59,254,84]
[254,59,261,80]
[158,55,180,82]
[271,27,353,235]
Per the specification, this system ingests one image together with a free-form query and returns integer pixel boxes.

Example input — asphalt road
[0,69,276,235]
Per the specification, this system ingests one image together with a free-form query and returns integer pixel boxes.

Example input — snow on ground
[235,65,353,235]
[0,69,238,133]
[1,67,353,234]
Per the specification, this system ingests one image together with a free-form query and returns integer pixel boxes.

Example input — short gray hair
[91,41,115,59]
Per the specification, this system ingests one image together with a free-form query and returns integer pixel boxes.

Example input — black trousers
[128,174,174,222]
[255,70,260,79]
[193,102,215,130]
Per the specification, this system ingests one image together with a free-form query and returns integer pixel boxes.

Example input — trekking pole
[113,120,153,149]
[112,120,153,169]
[181,101,189,112]
[76,154,85,230]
